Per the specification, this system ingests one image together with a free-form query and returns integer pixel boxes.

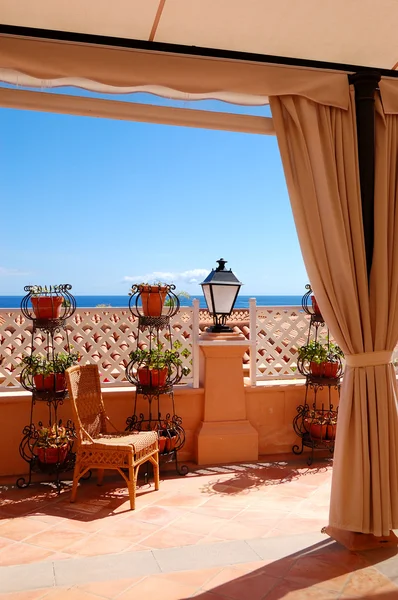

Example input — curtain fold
[269,91,398,536]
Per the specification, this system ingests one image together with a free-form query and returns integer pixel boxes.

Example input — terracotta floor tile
[192,506,244,520]
[341,566,398,597]
[172,512,226,535]
[0,588,49,600]
[264,581,339,600]
[117,575,199,600]
[232,508,288,524]
[140,528,205,549]
[0,542,54,566]
[42,588,105,600]
[235,558,296,579]
[155,493,208,508]
[191,591,236,599]
[211,519,273,541]
[0,519,52,542]
[0,536,16,551]
[202,565,280,600]
[27,528,87,552]
[98,519,158,543]
[132,505,183,526]
[211,570,279,600]
[155,567,224,589]
[269,516,327,535]
[76,577,145,598]
[285,550,368,592]
[0,589,53,600]
[64,532,133,556]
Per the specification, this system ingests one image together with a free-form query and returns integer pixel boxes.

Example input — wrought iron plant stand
[17,284,77,490]
[125,284,188,475]
[292,285,342,465]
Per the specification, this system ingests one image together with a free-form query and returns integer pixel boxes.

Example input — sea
[0,295,303,309]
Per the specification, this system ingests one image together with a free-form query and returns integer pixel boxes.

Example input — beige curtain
[0,35,349,109]
[269,92,398,536]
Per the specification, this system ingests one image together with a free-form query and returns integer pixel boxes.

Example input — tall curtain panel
[269,91,398,536]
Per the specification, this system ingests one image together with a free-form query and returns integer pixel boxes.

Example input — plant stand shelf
[292,284,342,465]
[125,284,189,476]
[17,285,78,491]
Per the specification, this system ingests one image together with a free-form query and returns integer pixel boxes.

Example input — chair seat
[90,430,158,453]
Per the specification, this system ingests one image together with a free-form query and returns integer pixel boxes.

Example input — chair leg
[151,454,160,491]
[128,464,136,510]
[70,463,80,503]
[97,469,104,486]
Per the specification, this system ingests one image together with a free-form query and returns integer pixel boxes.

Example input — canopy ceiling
[0,0,397,71]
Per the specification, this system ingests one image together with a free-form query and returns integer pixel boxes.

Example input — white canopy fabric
[0,0,398,71]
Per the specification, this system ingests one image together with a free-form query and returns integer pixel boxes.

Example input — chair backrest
[65,364,107,444]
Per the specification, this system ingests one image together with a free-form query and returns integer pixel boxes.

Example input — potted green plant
[22,350,80,392]
[297,340,343,378]
[129,340,191,387]
[304,409,327,440]
[30,286,63,319]
[36,423,71,464]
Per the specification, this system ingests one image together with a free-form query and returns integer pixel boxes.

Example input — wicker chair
[65,364,159,509]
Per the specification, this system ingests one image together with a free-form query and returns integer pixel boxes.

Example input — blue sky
[1,89,308,296]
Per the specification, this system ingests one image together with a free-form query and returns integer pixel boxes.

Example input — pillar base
[195,420,258,466]
[323,526,398,551]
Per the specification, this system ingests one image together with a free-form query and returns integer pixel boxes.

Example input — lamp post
[200,258,242,333]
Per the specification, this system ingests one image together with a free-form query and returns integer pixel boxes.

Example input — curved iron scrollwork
[128,283,180,321]
[17,419,76,490]
[301,283,325,325]
[21,284,76,329]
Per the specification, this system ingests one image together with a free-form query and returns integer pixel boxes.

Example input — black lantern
[200,258,242,333]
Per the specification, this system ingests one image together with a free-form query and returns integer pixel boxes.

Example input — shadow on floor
[198,459,332,496]
[184,538,398,599]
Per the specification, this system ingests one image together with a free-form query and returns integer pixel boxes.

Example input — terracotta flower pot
[310,361,339,378]
[31,296,63,319]
[137,367,168,387]
[165,435,178,452]
[158,436,167,453]
[311,295,322,316]
[309,422,327,440]
[139,286,167,317]
[33,373,66,392]
[37,443,68,464]
[327,423,337,440]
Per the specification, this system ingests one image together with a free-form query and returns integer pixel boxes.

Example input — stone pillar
[195,332,258,465]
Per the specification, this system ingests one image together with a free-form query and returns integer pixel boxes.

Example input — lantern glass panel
[209,284,238,315]
[202,285,214,314]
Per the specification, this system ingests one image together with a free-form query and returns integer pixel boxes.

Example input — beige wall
[0,381,339,479]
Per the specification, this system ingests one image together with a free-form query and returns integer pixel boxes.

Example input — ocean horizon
[0,295,303,310]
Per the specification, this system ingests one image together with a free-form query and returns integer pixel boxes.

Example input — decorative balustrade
[0,306,194,390]
[2,301,398,391]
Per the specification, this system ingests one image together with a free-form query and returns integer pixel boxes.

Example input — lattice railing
[2,303,398,390]
[252,305,318,380]
[0,307,194,390]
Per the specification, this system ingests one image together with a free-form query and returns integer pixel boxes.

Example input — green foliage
[297,340,343,364]
[36,423,71,448]
[130,340,191,376]
[164,290,191,307]
[22,350,80,375]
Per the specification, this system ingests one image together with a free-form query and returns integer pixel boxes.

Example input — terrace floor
[0,456,398,599]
